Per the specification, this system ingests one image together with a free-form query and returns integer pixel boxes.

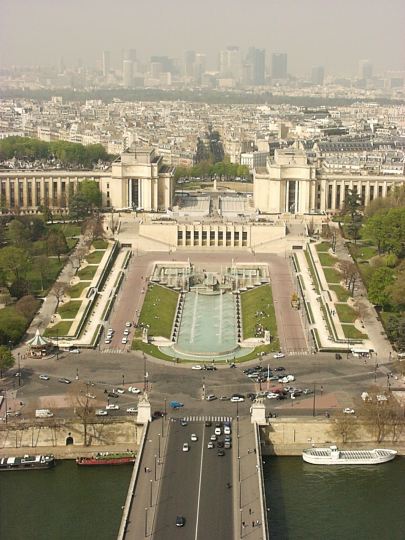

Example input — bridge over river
[118,413,269,540]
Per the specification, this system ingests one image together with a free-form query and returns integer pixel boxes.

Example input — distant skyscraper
[246,48,266,85]
[102,51,110,77]
[194,53,206,83]
[150,56,174,74]
[359,59,373,80]
[184,50,196,78]
[219,46,241,80]
[271,53,287,79]
[311,66,325,85]
[58,56,65,74]
[122,60,133,87]
[124,49,137,62]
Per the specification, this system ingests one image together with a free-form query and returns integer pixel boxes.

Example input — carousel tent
[26,329,52,356]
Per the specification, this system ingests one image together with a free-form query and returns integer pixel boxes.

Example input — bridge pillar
[250,399,267,425]
[137,393,152,424]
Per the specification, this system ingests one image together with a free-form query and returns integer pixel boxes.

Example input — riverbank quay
[0,443,138,460]
[0,417,142,452]
[260,417,405,456]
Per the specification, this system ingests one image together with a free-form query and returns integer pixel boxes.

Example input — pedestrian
[242,521,246,528]
[249,508,252,515]
[252,521,255,527]
[144,467,147,473]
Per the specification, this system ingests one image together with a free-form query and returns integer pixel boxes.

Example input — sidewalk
[124,418,169,539]
[232,417,268,540]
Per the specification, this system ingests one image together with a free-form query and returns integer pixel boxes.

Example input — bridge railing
[254,424,270,540]
[117,422,149,540]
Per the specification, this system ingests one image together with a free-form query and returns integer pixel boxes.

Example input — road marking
[194,424,205,540]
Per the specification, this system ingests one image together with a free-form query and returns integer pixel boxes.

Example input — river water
[264,456,405,540]
[0,457,404,539]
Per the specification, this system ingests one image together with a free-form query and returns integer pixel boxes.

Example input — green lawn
[92,239,109,249]
[77,265,98,280]
[58,300,82,319]
[241,285,278,343]
[335,303,358,323]
[329,284,350,302]
[68,281,89,298]
[49,223,82,238]
[342,324,367,340]
[131,340,176,361]
[315,242,331,252]
[44,320,72,337]
[305,250,321,294]
[318,252,337,267]
[138,284,179,338]
[323,267,342,284]
[25,256,64,295]
[348,243,378,262]
[86,250,105,264]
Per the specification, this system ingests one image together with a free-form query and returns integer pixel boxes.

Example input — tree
[14,295,40,321]
[38,203,54,223]
[69,246,86,274]
[362,211,388,255]
[69,181,102,219]
[47,230,68,261]
[386,269,405,307]
[0,345,15,377]
[7,219,30,249]
[70,383,95,446]
[0,246,31,281]
[52,281,68,309]
[9,278,31,299]
[338,260,358,295]
[81,215,104,242]
[358,387,392,443]
[367,267,394,308]
[329,412,359,443]
[343,189,363,243]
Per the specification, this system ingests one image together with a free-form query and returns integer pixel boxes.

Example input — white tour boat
[302,445,397,465]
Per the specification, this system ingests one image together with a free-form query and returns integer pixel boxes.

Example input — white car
[191,433,198,442]
[104,339,111,344]
[126,407,138,414]
[182,443,190,452]
[224,426,231,435]
[107,328,114,334]
[116,388,125,394]
[267,393,279,399]
[123,329,130,336]
[39,374,50,380]
[192,365,202,370]
[273,352,285,359]
[121,337,128,344]
[230,396,244,403]
[125,321,132,327]
[343,408,355,414]
[210,434,217,441]
[106,404,120,410]
[85,393,96,399]
[96,409,108,416]
[128,387,141,394]
[214,427,222,436]
[207,441,214,449]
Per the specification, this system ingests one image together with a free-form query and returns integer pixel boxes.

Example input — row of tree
[0,137,112,168]
[175,160,250,181]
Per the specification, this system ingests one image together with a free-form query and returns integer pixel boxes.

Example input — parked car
[58,377,71,384]
[343,408,355,414]
[106,404,119,410]
[230,396,244,402]
[206,394,217,401]
[126,407,138,414]
[170,401,184,409]
[192,365,202,370]
[125,321,132,327]
[273,352,285,359]
[128,387,141,394]
[96,409,108,416]
[39,374,50,380]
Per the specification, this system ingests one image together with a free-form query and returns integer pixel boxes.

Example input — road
[3,348,398,420]
[153,420,233,540]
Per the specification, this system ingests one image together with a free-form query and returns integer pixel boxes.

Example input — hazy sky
[1,0,404,75]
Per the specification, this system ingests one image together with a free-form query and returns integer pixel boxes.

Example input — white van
[35,409,54,418]
[351,348,371,358]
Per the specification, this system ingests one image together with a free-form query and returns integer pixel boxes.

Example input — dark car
[152,411,166,420]
[204,365,217,371]
[58,377,71,384]
[274,367,285,372]
[335,353,342,360]
[217,450,225,457]
[180,419,188,427]
[108,392,119,398]
[217,441,224,448]
[205,421,212,427]
[176,516,185,527]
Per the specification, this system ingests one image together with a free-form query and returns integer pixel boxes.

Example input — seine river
[0,457,404,539]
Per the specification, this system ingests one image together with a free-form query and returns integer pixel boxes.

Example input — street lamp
[17,352,21,387]
[122,373,125,387]
[312,383,316,417]
[144,507,148,538]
